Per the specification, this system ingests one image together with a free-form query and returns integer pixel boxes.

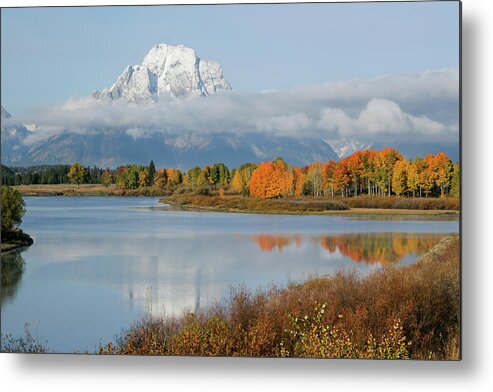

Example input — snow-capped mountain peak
[325,139,372,159]
[92,43,232,103]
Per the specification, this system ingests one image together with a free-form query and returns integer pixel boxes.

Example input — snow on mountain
[92,43,232,103]
[2,44,341,168]
[1,107,33,164]
[325,139,372,159]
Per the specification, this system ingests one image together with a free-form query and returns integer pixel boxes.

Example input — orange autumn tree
[421,154,437,197]
[250,160,291,199]
[430,152,453,196]
[334,157,351,197]
[293,167,307,197]
[321,161,337,197]
[347,151,365,196]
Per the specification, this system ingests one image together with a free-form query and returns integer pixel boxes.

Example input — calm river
[1,196,459,353]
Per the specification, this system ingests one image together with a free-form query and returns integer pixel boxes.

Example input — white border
[1,0,492,391]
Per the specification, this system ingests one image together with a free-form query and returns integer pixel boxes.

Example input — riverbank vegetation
[166,193,350,214]
[3,148,459,215]
[1,185,33,252]
[165,193,458,215]
[97,234,459,359]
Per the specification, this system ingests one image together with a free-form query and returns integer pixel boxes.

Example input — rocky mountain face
[2,44,341,169]
[325,139,373,159]
[9,130,337,169]
[1,105,33,165]
[92,43,232,103]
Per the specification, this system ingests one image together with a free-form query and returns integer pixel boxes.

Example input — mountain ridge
[92,43,232,103]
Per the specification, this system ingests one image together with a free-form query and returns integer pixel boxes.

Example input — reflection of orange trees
[251,233,443,265]
[253,235,302,252]
[319,233,443,265]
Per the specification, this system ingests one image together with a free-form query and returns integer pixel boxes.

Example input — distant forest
[1,164,103,186]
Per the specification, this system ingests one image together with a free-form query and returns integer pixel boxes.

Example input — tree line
[234,148,459,199]
[1,147,459,198]
[1,164,103,186]
[63,161,231,193]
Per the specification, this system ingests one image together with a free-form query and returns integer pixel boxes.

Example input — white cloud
[15,68,459,146]
[256,113,314,135]
[319,98,447,139]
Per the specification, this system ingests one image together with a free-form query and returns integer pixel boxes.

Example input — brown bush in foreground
[99,235,460,359]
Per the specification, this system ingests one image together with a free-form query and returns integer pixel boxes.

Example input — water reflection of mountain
[252,233,446,265]
[1,250,26,304]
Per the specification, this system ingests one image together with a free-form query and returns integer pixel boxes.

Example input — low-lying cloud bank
[7,68,459,146]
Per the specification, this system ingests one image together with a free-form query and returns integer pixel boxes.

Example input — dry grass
[164,194,349,214]
[13,184,167,197]
[343,195,459,211]
[100,235,460,359]
[164,194,458,216]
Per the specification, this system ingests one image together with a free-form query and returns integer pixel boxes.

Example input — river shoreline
[161,202,459,216]
[13,184,459,216]
[1,229,34,253]
[162,194,459,216]
[13,184,166,197]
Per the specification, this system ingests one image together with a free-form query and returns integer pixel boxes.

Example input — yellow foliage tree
[154,168,168,190]
[232,170,243,193]
[139,168,150,188]
[392,160,409,196]
[67,162,86,187]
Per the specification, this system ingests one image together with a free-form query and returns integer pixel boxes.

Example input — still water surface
[1,197,459,352]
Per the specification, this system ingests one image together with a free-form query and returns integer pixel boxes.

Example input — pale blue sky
[1,1,459,114]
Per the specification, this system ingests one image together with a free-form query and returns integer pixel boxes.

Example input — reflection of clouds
[21,233,351,317]
[23,231,450,318]
[120,264,223,317]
